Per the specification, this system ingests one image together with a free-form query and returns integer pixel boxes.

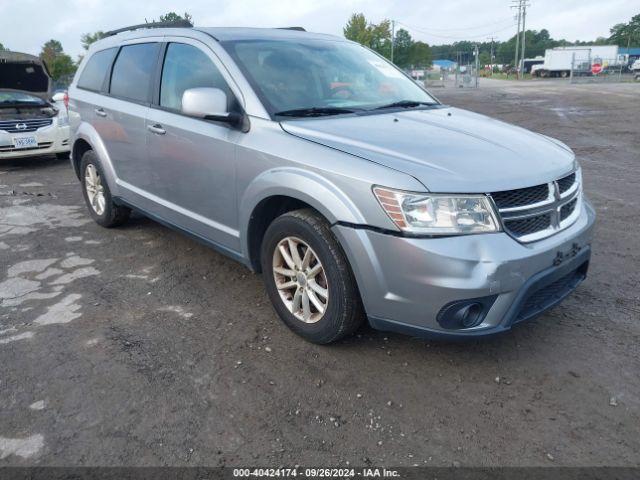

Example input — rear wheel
[261,209,364,344]
[80,150,130,228]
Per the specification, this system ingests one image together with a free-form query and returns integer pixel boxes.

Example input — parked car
[68,24,595,343]
[0,51,70,160]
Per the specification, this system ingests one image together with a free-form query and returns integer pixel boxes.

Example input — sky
[0,0,637,59]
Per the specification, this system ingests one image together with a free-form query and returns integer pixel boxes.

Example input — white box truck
[533,45,625,78]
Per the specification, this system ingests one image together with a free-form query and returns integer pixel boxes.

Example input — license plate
[12,136,38,149]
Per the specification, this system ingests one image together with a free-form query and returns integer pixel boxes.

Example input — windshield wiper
[373,100,437,110]
[274,107,358,118]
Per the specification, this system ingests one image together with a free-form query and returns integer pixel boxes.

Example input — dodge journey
[68,24,595,343]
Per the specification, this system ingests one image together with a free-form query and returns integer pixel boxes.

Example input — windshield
[0,91,45,105]
[223,38,437,117]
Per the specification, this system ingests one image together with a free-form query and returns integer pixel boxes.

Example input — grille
[504,213,552,237]
[560,198,578,221]
[557,173,576,194]
[0,142,53,153]
[514,262,588,324]
[491,183,549,209]
[492,171,581,242]
[0,118,53,133]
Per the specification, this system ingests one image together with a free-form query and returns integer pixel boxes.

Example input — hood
[0,51,52,101]
[281,106,576,193]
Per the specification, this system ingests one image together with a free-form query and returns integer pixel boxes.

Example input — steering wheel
[330,85,355,99]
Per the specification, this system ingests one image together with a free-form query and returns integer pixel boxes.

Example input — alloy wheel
[272,236,329,323]
[85,164,106,216]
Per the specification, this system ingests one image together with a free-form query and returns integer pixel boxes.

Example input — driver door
[146,40,243,252]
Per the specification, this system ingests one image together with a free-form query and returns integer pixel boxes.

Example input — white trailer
[533,45,625,78]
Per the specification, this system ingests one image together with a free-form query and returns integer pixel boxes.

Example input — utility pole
[488,36,497,76]
[512,0,522,78]
[520,1,530,75]
[474,44,479,87]
[390,19,395,63]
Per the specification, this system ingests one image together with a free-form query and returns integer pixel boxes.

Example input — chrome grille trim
[491,169,582,243]
[0,118,53,133]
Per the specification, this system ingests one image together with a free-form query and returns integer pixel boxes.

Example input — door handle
[94,108,107,117]
[147,124,166,135]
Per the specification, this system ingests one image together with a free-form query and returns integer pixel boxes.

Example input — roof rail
[277,27,306,31]
[104,20,193,38]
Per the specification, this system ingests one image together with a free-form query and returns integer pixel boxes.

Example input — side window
[77,48,117,91]
[109,43,160,103]
[160,43,234,111]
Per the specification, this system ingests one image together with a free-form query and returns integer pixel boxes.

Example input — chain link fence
[424,69,447,88]
[570,56,635,84]
[453,64,479,88]
[420,65,478,89]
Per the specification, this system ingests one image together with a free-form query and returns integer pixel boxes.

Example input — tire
[261,209,364,344]
[80,150,130,228]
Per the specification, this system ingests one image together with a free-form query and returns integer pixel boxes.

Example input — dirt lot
[1,80,639,468]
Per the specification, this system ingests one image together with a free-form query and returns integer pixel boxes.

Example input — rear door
[98,41,161,198]
[145,39,243,251]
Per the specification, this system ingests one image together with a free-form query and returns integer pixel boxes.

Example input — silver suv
[68,24,595,343]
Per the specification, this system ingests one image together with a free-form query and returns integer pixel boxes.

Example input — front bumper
[0,123,70,159]
[332,199,596,339]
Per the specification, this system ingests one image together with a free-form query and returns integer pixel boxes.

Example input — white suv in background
[0,51,70,160]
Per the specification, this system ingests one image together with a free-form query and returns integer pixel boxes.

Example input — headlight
[373,186,500,235]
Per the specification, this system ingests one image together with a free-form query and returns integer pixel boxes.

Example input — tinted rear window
[109,43,159,102]
[77,48,117,91]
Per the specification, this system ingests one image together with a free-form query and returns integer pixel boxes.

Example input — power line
[403,16,515,33]
[396,20,517,40]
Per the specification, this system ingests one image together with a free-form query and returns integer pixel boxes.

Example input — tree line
[345,12,640,68]
[343,14,432,69]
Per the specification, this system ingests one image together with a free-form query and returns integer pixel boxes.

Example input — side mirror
[182,87,235,123]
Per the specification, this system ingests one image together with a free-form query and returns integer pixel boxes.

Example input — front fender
[239,167,368,259]
[72,122,120,196]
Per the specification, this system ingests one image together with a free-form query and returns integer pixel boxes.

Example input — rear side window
[160,43,234,111]
[77,48,117,91]
[109,43,160,103]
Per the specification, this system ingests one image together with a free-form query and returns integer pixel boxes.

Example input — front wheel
[261,209,364,344]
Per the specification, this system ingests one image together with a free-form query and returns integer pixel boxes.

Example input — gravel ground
[0,79,638,467]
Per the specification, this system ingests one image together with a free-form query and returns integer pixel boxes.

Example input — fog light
[437,296,497,330]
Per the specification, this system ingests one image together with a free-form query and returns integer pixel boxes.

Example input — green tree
[49,54,76,81]
[408,41,432,68]
[0,42,6,51]
[158,11,193,25]
[81,31,106,50]
[40,39,63,68]
[370,19,392,58]
[39,39,76,81]
[343,13,372,46]
[393,28,413,68]
[343,13,392,59]
[609,14,640,47]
